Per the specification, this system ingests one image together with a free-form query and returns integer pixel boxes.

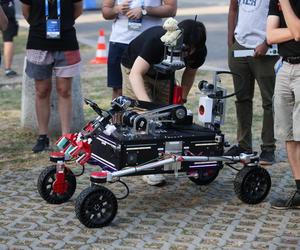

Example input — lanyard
[45,0,61,19]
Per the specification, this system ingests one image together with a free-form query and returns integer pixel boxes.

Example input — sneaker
[271,190,300,210]
[5,69,17,78]
[259,150,275,165]
[224,145,252,156]
[142,174,166,186]
[32,136,50,153]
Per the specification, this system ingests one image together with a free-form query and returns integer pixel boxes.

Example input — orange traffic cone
[90,29,108,64]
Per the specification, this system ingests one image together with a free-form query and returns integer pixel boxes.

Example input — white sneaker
[142,174,166,186]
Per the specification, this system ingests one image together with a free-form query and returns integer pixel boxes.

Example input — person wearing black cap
[121,19,207,185]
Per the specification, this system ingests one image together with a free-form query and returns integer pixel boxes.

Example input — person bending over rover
[120,19,207,185]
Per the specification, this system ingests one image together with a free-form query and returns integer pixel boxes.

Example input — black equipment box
[91,124,224,171]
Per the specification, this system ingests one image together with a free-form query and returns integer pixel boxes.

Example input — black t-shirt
[122,26,207,79]
[19,0,81,51]
[268,0,300,56]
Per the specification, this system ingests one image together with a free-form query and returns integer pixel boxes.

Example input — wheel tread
[75,186,118,228]
[37,165,76,204]
[234,166,271,204]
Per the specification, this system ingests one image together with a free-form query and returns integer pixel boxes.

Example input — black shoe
[259,150,275,165]
[224,145,252,156]
[5,69,17,78]
[32,136,49,153]
[271,190,300,210]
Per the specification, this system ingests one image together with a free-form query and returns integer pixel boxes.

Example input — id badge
[46,19,61,39]
[128,18,142,31]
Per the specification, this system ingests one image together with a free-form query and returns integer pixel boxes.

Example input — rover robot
[37,19,271,228]
[37,72,271,228]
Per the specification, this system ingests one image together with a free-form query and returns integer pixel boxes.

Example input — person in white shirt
[226,0,278,165]
[102,0,177,99]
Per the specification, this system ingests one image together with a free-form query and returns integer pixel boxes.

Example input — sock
[296,180,300,192]
[38,134,48,140]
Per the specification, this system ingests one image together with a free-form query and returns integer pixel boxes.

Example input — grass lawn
[0,29,265,170]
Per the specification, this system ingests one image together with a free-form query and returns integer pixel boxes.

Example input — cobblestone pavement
[1,160,300,250]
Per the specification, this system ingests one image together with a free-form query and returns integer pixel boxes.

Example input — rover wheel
[75,186,118,228]
[234,166,271,204]
[189,167,220,185]
[37,165,76,204]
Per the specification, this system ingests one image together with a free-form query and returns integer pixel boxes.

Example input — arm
[21,3,30,22]
[0,6,7,31]
[279,0,300,41]
[145,0,177,18]
[266,15,293,44]
[129,56,151,102]
[227,0,238,47]
[102,0,130,20]
[74,1,83,20]
[181,67,198,100]
[127,0,177,19]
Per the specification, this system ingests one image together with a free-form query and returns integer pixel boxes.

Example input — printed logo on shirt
[239,0,264,12]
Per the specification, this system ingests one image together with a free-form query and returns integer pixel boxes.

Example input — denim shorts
[107,42,128,89]
[26,49,81,80]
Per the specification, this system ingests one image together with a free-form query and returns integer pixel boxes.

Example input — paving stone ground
[1,45,300,250]
[1,160,300,250]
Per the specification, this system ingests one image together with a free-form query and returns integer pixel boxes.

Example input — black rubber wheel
[234,166,271,204]
[189,167,220,185]
[75,186,118,228]
[37,165,76,204]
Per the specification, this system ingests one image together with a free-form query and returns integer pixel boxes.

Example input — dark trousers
[228,41,278,152]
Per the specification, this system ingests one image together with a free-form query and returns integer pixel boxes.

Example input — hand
[254,41,269,57]
[116,0,131,15]
[126,7,142,19]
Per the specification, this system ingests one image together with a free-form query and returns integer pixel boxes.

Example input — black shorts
[1,2,18,42]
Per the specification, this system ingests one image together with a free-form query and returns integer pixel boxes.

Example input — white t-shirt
[234,0,270,48]
[109,0,163,44]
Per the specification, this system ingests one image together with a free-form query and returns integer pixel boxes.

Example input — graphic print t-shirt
[234,0,271,48]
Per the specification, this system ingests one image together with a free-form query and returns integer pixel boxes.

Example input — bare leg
[56,77,72,135]
[35,78,52,135]
[286,141,300,179]
[112,87,122,100]
[3,41,14,70]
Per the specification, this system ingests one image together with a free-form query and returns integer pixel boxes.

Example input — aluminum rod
[177,154,255,163]
[107,153,256,180]
[111,157,176,178]
[177,156,237,162]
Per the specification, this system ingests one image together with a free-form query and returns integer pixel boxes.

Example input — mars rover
[37,18,271,228]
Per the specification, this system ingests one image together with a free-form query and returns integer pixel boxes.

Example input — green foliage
[0,88,21,109]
